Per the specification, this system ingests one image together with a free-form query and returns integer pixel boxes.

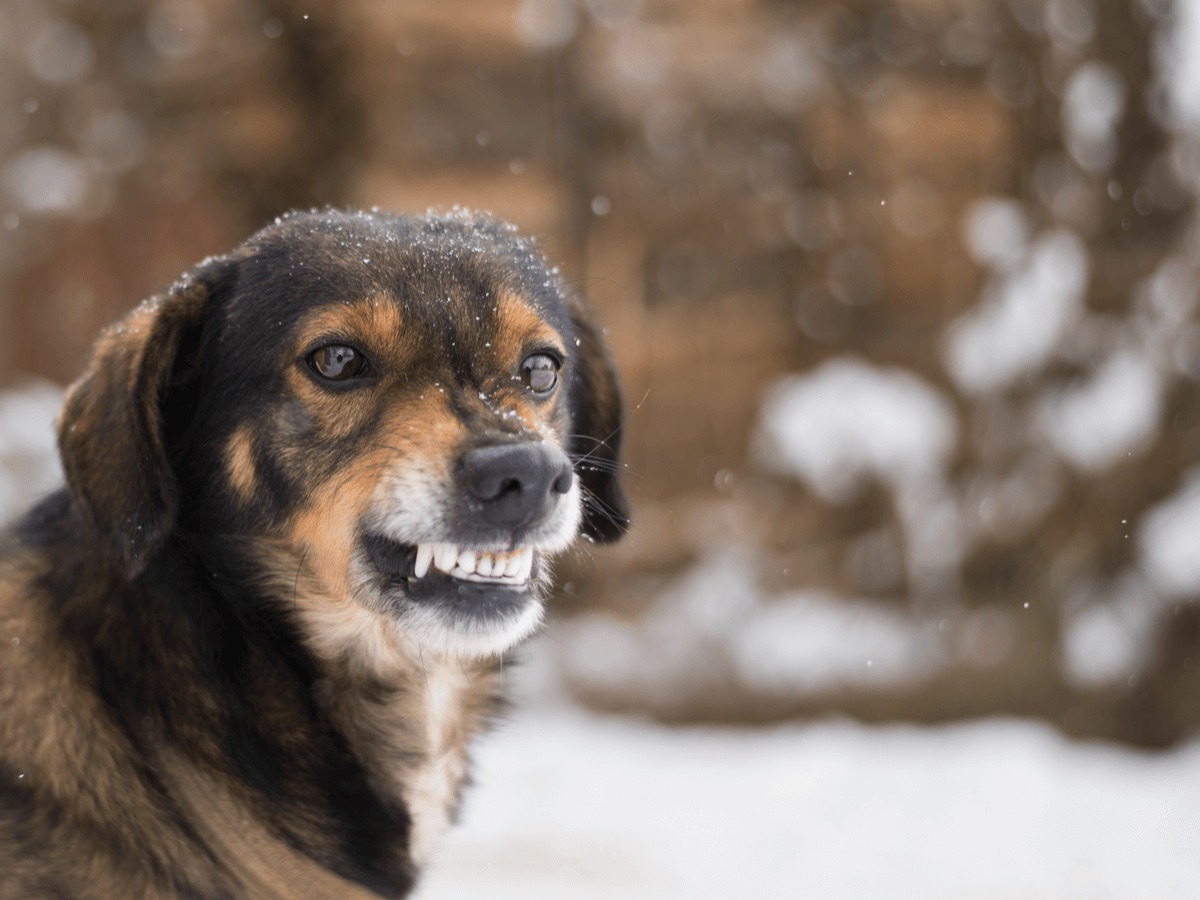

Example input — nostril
[498,476,522,499]
[552,466,573,495]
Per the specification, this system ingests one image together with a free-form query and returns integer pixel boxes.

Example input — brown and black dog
[0,208,628,898]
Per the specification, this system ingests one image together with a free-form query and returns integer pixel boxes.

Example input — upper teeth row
[414,543,534,584]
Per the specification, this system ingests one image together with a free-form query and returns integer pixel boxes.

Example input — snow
[733,590,943,693]
[554,554,758,706]
[1036,349,1161,472]
[1158,0,1200,133]
[945,229,1088,394]
[514,0,578,51]
[418,708,1200,900]
[754,356,957,504]
[1137,256,1199,346]
[27,20,95,84]
[553,554,950,703]
[3,146,89,215]
[1060,573,1160,689]
[753,357,967,593]
[962,196,1029,272]
[0,379,64,525]
[1061,62,1125,175]
[759,31,824,114]
[1138,468,1200,598]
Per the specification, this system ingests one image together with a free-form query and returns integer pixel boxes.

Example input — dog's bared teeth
[434,543,458,574]
[414,545,535,584]
[457,549,476,575]
[414,544,433,578]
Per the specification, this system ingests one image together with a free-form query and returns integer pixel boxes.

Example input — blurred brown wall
[1,0,1197,745]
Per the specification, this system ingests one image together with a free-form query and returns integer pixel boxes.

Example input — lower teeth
[452,569,523,584]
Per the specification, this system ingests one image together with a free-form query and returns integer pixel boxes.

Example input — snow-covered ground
[419,708,1199,900]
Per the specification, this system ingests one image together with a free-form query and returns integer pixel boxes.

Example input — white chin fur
[398,596,545,660]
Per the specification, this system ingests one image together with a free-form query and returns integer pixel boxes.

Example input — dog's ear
[567,297,630,543]
[57,257,236,578]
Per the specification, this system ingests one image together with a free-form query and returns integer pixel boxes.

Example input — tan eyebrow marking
[494,291,566,364]
[294,294,406,354]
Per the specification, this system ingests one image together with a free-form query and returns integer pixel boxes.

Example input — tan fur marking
[295,295,406,353]
[224,425,258,501]
[288,458,387,599]
[157,752,382,899]
[283,395,464,604]
[495,291,566,366]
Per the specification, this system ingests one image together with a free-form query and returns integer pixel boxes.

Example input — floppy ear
[57,260,233,578]
[567,297,630,543]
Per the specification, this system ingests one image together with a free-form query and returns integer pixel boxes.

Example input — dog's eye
[521,353,559,395]
[308,344,368,380]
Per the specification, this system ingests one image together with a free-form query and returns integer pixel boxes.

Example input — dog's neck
[185,533,506,874]
[284,585,503,869]
[182,532,508,870]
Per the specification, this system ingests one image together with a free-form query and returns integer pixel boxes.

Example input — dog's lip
[362,533,540,588]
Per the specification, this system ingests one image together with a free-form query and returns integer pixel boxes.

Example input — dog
[0,208,628,898]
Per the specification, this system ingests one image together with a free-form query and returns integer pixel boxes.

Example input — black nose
[460,443,574,530]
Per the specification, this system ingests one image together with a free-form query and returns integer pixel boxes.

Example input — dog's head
[57,209,628,661]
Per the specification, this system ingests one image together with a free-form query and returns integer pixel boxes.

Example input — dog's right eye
[308,344,368,381]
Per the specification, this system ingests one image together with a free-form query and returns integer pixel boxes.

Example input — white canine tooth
[414,544,433,578]
[434,543,458,573]
[458,549,476,575]
[503,552,523,577]
[477,553,494,577]
[519,548,533,581]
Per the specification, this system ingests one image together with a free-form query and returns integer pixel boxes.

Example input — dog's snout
[461,443,574,529]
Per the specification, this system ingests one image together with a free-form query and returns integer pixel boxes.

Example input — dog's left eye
[308,344,368,381]
[521,353,559,395]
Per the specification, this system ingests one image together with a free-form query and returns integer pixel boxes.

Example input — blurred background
[1,0,1198,896]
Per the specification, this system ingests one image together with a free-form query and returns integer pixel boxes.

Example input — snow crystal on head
[242,207,570,321]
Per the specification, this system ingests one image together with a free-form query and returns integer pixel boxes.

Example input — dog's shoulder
[1,501,418,899]
[0,492,216,897]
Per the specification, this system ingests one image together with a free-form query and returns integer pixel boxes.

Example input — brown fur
[0,209,628,898]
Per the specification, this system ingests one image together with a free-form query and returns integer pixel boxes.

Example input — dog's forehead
[228,210,572,336]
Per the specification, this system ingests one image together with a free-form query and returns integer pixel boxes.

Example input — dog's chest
[327,660,482,868]
[400,664,473,865]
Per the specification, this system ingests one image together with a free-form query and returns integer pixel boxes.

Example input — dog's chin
[384,586,544,660]
[356,534,551,660]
